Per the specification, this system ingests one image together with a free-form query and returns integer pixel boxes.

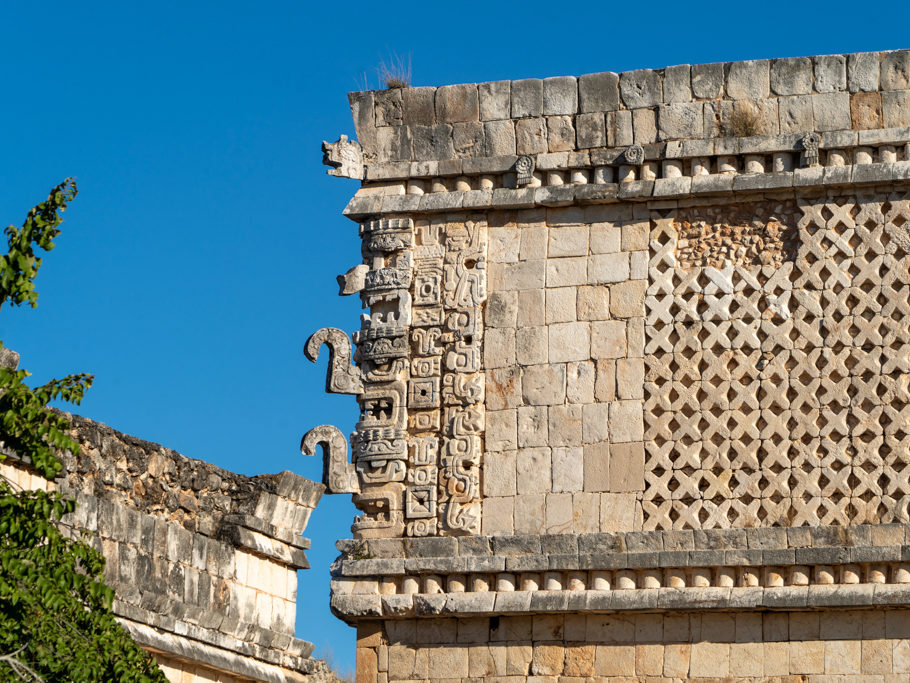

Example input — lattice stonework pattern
[643,193,910,530]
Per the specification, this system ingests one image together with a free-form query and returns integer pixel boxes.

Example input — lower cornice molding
[331,524,910,621]
[331,582,910,621]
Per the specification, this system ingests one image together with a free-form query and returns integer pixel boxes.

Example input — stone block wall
[355,609,910,680]
[0,409,335,683]
[482,204,649,536]
[349,51,910,166]
[313,49,910,541]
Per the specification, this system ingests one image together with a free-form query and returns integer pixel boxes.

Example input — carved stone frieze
[306,209,486,538]
[351,483,404,538]
[625,144,645,166]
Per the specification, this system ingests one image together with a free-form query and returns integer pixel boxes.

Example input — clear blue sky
[1,1,905,675]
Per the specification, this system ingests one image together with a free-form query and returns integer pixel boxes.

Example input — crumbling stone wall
[1,413,335,683]
[315,49,910,681]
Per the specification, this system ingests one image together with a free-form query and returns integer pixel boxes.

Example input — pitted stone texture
[848,52,881,92]
[691,62,724,99]
[620,69,662,109]
[543,76,578,116]
[578,72,620,113]
[479,81,511,121]
[771,57,813,96]
[881,50,910,90]
[814,54,847,93]
[435,85,479,123]
[663,64,692,103]
[726,60,770,100]
[511,79,543,118]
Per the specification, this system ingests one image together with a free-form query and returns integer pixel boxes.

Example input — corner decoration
[303,159,488,537]
[321,135,364,180]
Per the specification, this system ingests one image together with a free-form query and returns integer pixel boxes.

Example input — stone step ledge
[122,619,315,683]
[331,582,910,621]
[115,599,316,670]
[336,523,910,562]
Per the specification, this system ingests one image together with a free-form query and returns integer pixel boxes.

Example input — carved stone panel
[643,194,910,530]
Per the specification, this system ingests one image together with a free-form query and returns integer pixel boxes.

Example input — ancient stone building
[312,50,910,679]
[1,346,336,682]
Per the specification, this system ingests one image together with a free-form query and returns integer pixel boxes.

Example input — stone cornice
[330,525,910,621]
[344,160,910,220]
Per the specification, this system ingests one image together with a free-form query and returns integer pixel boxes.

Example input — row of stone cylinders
[375,563,910,595]
[400,144,910,194]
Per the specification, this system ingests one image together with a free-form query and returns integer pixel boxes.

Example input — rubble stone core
[315,49,910,680]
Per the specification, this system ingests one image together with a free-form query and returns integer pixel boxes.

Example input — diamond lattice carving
[643,195,910,529]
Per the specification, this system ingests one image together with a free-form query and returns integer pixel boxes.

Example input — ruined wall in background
[1,410,335,683]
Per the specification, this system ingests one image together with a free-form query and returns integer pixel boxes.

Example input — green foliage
[0,182,167,682]
[1,179,77,309]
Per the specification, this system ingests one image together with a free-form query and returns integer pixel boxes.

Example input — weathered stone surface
[522,364,566,406]
[575,112,605,149]
[812,92,851,131]
[851,91,883,129]
[632,108,657,143]
[543,76,578,116]
[515,117,548,154]
[401,86,436,126]
[620,69,662,108]
[578,72,620,112]
[881,50,910,90]
[479,80,511,120]
[691,62,724,99]
[814,54,847,93]
[410,123,453,160]
[546,116,576,152]
[663,64,692,103]
[771,57,813,95]
[883,90,910,127]
[657,102,703,139]
[511,79,543,118]
[727,59,770,100]
[848,51,881,92]
[435,84,479,123]
[782,95,818,134]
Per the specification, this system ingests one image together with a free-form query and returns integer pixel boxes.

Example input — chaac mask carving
[304,213,487,538]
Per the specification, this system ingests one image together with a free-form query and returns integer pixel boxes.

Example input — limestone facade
[314,49,910,680]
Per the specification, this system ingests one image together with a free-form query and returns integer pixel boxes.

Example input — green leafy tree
[0,180,167,682]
